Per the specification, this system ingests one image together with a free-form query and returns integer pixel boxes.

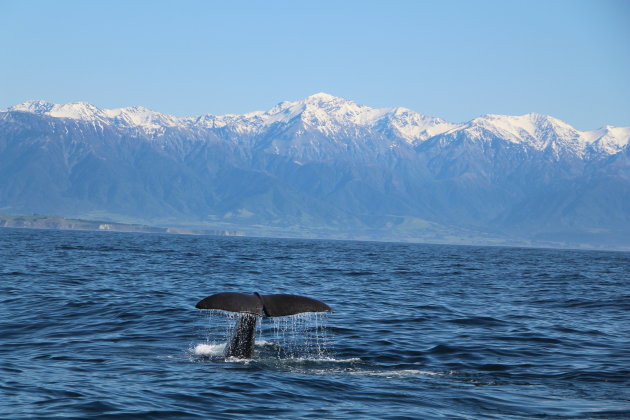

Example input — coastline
[0,214,244,237]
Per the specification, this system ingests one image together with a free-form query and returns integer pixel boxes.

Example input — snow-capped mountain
[8,94,628,153]
[8,100,192,132]
[1,94,629,248]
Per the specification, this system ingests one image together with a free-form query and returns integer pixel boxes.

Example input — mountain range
[1,93,629,249]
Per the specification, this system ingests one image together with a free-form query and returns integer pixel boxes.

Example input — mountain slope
[1,94,629,248]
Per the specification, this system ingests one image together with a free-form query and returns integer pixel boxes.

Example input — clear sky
[1,0,629,130]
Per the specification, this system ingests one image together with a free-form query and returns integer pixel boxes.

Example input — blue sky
[1,0,629,130]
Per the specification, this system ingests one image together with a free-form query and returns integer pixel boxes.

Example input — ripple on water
[1,229,629,419]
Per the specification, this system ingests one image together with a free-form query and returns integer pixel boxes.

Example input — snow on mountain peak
[383,107,461,142]
[456,112,630,157]
[583,125,630,154]
[305,92,338,102]
[4,95,461,143]
[10,100,109,122]
[10,100,55,114]
[7,100,191,131]
[266,92,362,118]
[255,93,453,143]
[6,96,628,155]
[47,102,105,120]
[465,113,584,151]
[103,106,187,129]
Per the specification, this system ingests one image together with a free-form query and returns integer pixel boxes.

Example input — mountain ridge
[2,93,629,249]
[8,94,629,152]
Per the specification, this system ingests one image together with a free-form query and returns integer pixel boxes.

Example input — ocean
[1,228,629,419]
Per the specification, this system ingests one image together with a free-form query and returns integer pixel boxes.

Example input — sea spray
[196,310,331,360]
[270,312,331,359]
[194,309,262,357]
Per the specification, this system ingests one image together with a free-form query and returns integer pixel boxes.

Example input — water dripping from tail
[194,310,333,361]
[194,292,334,360]
[270,312,332,360]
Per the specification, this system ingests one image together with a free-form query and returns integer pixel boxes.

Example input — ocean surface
[1,228,629,419]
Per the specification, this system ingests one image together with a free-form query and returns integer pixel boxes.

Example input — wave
[351,369,447,377]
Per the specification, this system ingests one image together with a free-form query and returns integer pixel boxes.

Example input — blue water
[1,228,629,419]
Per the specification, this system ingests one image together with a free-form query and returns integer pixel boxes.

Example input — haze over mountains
[1,93,629,249]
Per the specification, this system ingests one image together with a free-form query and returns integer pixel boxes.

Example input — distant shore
[0,214,244,237]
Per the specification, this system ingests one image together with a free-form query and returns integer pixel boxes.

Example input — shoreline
[0,214,244,237]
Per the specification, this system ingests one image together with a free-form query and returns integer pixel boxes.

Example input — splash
[193,343,225,356]
[195,310,332,360]
[268,312,332,359]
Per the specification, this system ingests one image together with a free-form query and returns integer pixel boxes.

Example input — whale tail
[195,292,332,359]
[195,292,333,317]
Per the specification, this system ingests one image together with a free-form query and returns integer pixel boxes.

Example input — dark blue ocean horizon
[1,228,629,419]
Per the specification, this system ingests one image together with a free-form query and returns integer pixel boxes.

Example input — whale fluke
[258,294,333,317]
[195,292,264,315]
[195,292,332,358]
[195,292,332,317]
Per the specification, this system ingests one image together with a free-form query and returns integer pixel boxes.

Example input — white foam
[192,343,225,356]
[192,340,274,357]
[287,357,362,363]
[224,356,253,364]
[353,369,444,377]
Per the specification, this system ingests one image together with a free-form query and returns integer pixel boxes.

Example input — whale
[196,292,332,359]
